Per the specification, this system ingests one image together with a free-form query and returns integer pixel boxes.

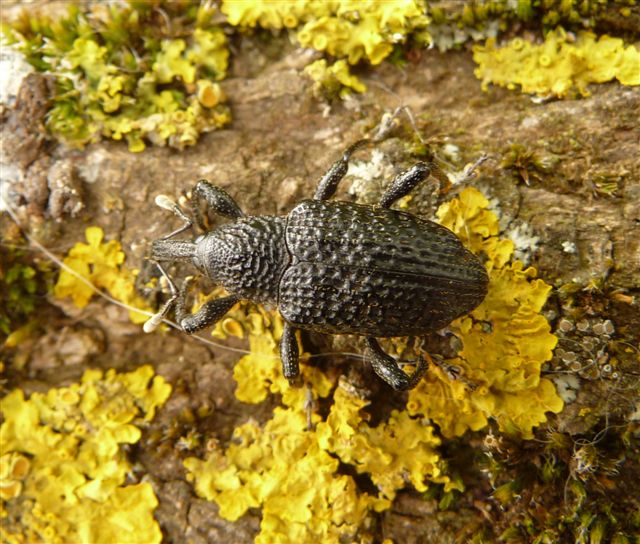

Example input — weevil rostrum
[145,138,489,390]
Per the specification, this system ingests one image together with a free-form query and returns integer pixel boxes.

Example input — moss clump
[0,240,51,343]
[500,142,559,186]
[3,2,230,152]
[479,423,640,542]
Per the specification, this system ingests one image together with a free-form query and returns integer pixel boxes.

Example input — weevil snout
[150,239,196,262]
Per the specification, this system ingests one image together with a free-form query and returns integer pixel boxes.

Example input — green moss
[423,0,638,52]
[501,143,559,186]
[0,241,52,341]
[3,2,230,152]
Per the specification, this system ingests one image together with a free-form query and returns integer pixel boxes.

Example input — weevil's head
[152,215,286,305]
[149,227,238,280]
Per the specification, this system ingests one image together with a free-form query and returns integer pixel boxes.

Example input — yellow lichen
[407,187,563,438]
[6,6,231,152]
[473,27,640,98]
[185,307,454,543]
[222,0,430,66]
[53,226,151,324]
[0,366,171,544]
[316,387,457,501]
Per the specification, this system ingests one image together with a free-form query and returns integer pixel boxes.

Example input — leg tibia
[366,337,428,390]
[379,162,431,209]
[314,139,370,201]
[280,321,302,386]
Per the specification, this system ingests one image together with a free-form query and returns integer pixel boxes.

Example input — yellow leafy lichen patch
[53,226,151,324]
[0,366,171,544]
[316,387,458,501]
[407,187,563,438]
[473,28,640,98]
[222,0,430,66]
[185,307,454,543]
[185,401,383,543]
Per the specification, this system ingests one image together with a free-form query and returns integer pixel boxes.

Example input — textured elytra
[280,200,488,335]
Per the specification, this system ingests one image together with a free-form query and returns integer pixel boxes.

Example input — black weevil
[144,138,488,390]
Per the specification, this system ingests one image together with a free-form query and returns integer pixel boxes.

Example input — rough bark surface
[1,25,639,544]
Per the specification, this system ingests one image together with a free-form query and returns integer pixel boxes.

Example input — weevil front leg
[280,321,302,386]
[191,180,244,230]
[379,162,432,209]
[366,337,429,390]
[314,139,371,200]
[175,277,239,334]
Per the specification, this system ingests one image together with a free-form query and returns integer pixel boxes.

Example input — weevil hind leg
[280,321,302,387]
[366,337,428,391]
[314,139,370,201]
[379,162,432,209]
[191,180,244,230]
